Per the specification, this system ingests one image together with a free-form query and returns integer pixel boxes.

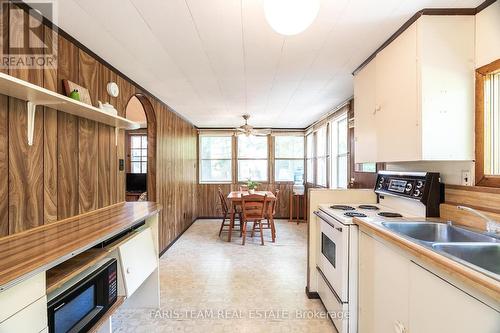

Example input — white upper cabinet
[354,15,475,163]
[354,59,377,163]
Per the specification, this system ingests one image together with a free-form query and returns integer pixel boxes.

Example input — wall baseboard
[159,217,197,257]
[305,286,320,299]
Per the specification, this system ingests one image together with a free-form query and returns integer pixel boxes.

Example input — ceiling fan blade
[253,129,272,136]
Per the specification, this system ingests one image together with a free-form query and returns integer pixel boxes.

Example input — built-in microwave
[47,258,118,333]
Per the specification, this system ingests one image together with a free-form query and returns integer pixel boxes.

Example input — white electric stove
[318,202,418,225]
[312,171,442,333]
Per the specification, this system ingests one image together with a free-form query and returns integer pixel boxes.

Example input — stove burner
[358,205,379,210]
[378,212,403,218]
[330,205,355,211]
[344,212,367,218]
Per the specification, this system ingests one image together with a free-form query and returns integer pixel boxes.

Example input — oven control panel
[374,171,442,217]
[375,172,439,200]
[378,177,426,199]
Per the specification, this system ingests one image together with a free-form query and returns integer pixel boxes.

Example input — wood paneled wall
[0,4,198,253]
[441,185,500,231]
[197,183,297,219]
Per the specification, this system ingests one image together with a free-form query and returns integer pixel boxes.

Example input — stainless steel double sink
[381,222,500,280]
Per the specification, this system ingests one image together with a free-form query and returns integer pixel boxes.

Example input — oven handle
[314,210,343,231]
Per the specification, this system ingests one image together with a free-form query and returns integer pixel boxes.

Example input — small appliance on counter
[47,258,118,333]
[309,171,443,333]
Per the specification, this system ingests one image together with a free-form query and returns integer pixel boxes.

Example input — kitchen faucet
[457,206,500,234]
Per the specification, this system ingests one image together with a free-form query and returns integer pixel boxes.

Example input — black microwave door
[48,259,116,333]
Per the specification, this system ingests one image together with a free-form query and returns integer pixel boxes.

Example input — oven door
[315,211,349,303]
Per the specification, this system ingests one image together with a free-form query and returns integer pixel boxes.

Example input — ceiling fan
[235,114,271,136]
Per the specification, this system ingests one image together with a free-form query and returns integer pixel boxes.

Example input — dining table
[226,191,276,242]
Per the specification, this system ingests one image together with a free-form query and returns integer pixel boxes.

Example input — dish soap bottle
[69,89,80,101]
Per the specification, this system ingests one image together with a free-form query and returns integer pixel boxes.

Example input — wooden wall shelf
[0,72,140,145]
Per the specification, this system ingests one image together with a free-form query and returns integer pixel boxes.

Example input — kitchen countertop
[0,201,162,291]
[353,217,500,302]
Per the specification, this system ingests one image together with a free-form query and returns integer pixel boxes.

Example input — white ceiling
[48,0,482,128]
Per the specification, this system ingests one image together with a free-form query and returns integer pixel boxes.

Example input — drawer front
[318,271,349,333]
[0,296,47,333]
[118,227,158,297]
[0,272,45,322]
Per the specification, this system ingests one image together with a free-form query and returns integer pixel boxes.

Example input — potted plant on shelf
[247,179,260,194]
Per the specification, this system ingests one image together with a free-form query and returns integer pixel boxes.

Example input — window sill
[475,175,500,188]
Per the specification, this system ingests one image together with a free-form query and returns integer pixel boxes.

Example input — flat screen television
[126,173,147,193]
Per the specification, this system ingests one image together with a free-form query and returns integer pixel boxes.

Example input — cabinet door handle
[373,105,381,114]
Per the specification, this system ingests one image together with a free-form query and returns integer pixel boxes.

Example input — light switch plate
[461,170,471,186]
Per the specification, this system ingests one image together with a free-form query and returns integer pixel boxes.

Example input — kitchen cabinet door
[359,232,410,333]
[354,60,377,163]
[375,22,419,163]
[409,263,500,333]
[118,227,158,297]
[418,16,475,161]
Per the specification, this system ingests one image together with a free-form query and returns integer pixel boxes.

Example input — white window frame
[129,134,147,174]
[273,135,305,183]
[315,125,328,187]
[199,135,233,184]
[237,135,269,182]
[306,133,315,184]
[330,113,348,189]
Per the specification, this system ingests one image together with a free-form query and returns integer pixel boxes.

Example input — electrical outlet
[461,170,471,186]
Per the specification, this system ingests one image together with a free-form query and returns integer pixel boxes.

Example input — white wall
[385,161,474,185]
[386,3,499,186]
[475,0,500,68]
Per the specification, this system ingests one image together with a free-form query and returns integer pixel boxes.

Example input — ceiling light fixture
[264,0,320,36]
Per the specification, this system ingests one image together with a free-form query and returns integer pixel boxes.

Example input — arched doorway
[124,94,156,202]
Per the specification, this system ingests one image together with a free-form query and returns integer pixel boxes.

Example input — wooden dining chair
[218,187,242,237]
[259,189,278,242]
[240,194,268,245]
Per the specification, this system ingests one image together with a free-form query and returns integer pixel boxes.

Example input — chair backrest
[272,189,280,215]
[241,194,268,221]
[239,184,249,192]
[218,187,228,214]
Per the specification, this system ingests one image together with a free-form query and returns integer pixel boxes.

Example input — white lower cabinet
[0,272,45,323]
[0,296,47,333]
[359,232,500,333]
[409,263,500,333]
[359,232,409,333]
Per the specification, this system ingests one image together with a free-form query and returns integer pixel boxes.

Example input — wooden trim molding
[475,59,500,187]
[352,0,496,76]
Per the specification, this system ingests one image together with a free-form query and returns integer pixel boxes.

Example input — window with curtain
[237,135,268,182]
[130,135,147,173]
[274,136,304,183]
[330,115,348,188]
[199,136,232,183]
[316,126,328,187]
[306,133,314,184]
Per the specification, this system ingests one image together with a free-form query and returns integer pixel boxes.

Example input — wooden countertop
[0,202,162,291]
[354,217,500,302]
